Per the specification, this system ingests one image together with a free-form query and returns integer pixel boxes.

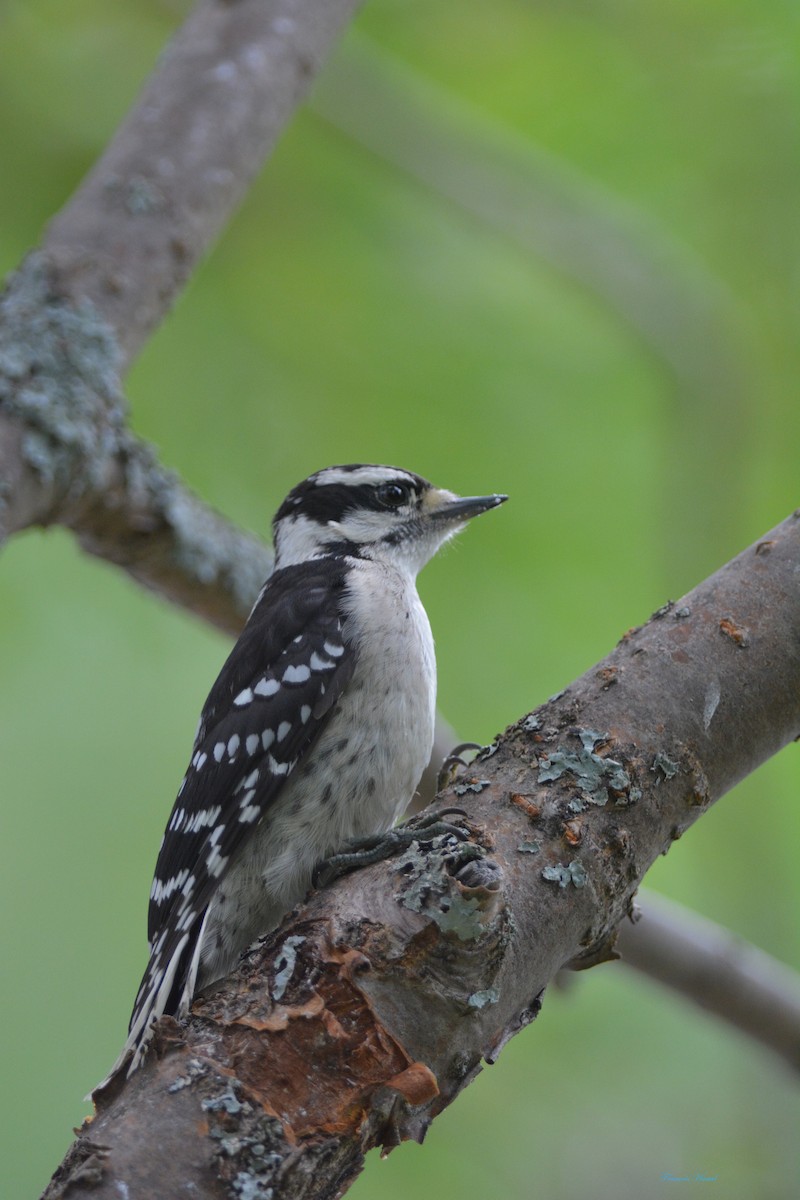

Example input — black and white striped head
[273,464,507,575]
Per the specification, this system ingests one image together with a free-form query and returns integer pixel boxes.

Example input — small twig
[618,890,800,1073]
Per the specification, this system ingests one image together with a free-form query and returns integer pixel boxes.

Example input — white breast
[197,558,437,989]
[339,557,438,823]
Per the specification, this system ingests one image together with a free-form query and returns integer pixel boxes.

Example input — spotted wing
[125,559,355,1062]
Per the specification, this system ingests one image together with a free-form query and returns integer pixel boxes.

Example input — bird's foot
[312,807,473,889]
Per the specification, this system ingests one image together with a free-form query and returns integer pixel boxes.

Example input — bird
[104,463,506,1083]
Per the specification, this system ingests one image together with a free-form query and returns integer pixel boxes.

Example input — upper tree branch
[47,0,361,368]
[0,0,360,630]
[45,512,800,1200]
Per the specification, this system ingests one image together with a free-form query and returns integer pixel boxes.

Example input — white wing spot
[213,741,226,763]
[310,651,335,672]
[150,868,190,904]
[195,752,207,771]
[186,805,222,834]
[283,663,311,684]
[323,641,345,658]
[206,850,228,878]
[177,906,197,932]
[255,677,280,697]
[243,768,259,789]
[234,687,254,707]
[246,734,260,756]
[300,705,311,724]
[227,733,240,757]
[237,788,260,822]
[205,825,226,875]
[262,729,275,751]
[277,721,292,742]
[267,754,290,776]
[169,808,187,832]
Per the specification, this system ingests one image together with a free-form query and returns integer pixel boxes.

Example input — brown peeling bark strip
[45,512,800,1200]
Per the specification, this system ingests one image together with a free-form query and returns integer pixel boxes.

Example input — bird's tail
[89,917,206,1097]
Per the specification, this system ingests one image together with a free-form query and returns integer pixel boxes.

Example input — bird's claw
[436,742,482,791]
[313,807,474,888]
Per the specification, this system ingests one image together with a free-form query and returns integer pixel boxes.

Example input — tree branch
[617,891,800,1073]
[46,0,361,368]
[0,0,361,630]
[45,512,800,1199]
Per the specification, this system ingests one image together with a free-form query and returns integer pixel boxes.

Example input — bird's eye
[376,482,410,509]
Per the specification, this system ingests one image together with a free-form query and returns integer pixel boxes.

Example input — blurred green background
[2,1,799,1196]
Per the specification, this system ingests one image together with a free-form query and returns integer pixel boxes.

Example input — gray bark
[0,0,362,631]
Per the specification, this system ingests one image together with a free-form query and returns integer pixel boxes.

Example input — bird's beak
[428,492,508,523]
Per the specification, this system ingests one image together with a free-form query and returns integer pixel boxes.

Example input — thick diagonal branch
[45,513,800,1200]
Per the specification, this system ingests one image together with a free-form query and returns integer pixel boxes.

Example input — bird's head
[273,464,507,575]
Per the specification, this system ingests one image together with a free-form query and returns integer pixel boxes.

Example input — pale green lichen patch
[652,752,679,779]
[167,1057,210,1093]
[394,837,489,942]
[538,728,633,811]
[271,935,305,1001]
[0,254,125,489]
[203,1078,287,1200]
[468,987,500,1009]
[541,860,587,889]
[202,1087,244,1116]
[453,778,491,796]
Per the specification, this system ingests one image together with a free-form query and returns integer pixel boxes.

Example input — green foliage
[1,2,798,1196]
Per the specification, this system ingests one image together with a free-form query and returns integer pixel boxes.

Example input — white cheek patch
[327,509,410,544]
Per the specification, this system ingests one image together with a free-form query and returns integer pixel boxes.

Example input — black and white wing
[122,558,355,1074]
